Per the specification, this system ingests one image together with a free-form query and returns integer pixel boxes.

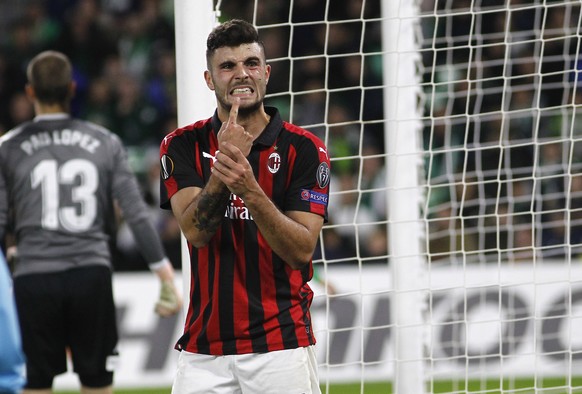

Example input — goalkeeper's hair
[26,50,73,106]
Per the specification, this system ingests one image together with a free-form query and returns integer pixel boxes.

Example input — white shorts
[171,346,321,394]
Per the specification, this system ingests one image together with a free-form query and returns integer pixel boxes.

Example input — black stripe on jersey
[299,279,316,346]
[196,246,215,354]
[219,224,236,354]
[246,150,268,352]
[176,254,199,351]
[273,255,299,349]
[270,144,300,348]
[246,222,267,352]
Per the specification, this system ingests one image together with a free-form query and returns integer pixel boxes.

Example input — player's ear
[24,84,35,102]
[204,70,215,90]
[69,81,77,99]
[265,64,271,85]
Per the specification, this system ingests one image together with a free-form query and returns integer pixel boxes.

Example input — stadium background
[0,0,386,270]
[0,1,387,392]
[2,0,582,393]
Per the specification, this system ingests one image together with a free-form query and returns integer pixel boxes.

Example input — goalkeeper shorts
[14,265,118,389]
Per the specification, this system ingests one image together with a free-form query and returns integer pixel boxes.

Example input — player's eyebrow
[219,56,261,68]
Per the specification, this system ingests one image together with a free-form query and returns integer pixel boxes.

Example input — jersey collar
[33,113,70,122]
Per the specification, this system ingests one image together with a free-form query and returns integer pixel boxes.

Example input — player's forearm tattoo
[193,191,230,233]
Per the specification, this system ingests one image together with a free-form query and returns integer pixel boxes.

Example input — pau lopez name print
[20,129,101,155]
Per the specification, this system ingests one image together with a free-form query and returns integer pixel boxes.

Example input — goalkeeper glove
[155,279,182,317]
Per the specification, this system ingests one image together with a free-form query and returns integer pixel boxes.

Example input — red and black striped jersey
[159,107,330,355]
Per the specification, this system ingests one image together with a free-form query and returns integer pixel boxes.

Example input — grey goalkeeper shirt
[0,113,166,277]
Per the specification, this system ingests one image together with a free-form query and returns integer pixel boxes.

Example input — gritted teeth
[232,87,253,94]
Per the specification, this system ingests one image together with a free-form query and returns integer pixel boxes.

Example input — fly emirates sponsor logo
[225,194,254,220]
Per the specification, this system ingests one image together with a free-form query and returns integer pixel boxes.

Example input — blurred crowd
[1,0,580,270]
[422,0,582,264]
[0,0,386,270]
[0,0,184,270]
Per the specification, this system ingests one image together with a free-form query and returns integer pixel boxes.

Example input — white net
[420,1,582,392]
[219,0,582,392]
[422,0,582,266]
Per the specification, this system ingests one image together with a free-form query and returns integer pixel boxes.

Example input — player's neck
[35,102,69,115]
[236,108,271,140]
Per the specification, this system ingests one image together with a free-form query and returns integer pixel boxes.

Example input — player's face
[205,43,271,116]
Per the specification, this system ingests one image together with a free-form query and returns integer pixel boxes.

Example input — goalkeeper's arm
[111,150,182,316]
[149,258,183,317]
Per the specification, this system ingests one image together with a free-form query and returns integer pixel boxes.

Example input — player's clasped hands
[213,141,257,198]
[213,98,257,197]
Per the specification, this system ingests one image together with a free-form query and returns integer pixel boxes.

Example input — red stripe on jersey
[194,142,202,176]
[258,232,284,351]
[189,246,210,352]
[163,174,179,202]
[258,148,285,350]
[208,233,223,354]
[182,243,196,343]
[285,270,313,347]
[311,203,325,216]
[311,132,330,217]
[299,284,316,346]
[286,145,297,189]
[190,120,218,184]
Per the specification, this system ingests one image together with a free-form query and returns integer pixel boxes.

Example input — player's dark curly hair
[206,19,265,64]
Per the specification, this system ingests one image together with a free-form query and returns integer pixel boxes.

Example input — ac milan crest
[267,152,281,174]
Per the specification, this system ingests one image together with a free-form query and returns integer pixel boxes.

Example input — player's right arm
[168,99,252,248]
[169,178,230,248]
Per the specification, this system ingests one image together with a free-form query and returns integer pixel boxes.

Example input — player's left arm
[110,136,182,315]
[212,142,325,269]
[249,196,323,270]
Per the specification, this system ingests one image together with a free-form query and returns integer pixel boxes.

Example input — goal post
[382,1,427,393]
[173,0,217,316]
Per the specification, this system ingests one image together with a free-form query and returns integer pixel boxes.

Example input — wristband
[148,258,171,272]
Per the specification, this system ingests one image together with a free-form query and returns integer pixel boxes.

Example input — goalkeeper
[0,50,182,394]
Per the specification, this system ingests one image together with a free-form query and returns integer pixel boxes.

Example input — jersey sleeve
[285,135,331,221]
[159,128,208,210]
[109,134,167,265]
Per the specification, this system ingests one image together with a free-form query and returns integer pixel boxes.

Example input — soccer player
[0,50,182,394]
[160,19,330,394]
[0,249,26,394]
